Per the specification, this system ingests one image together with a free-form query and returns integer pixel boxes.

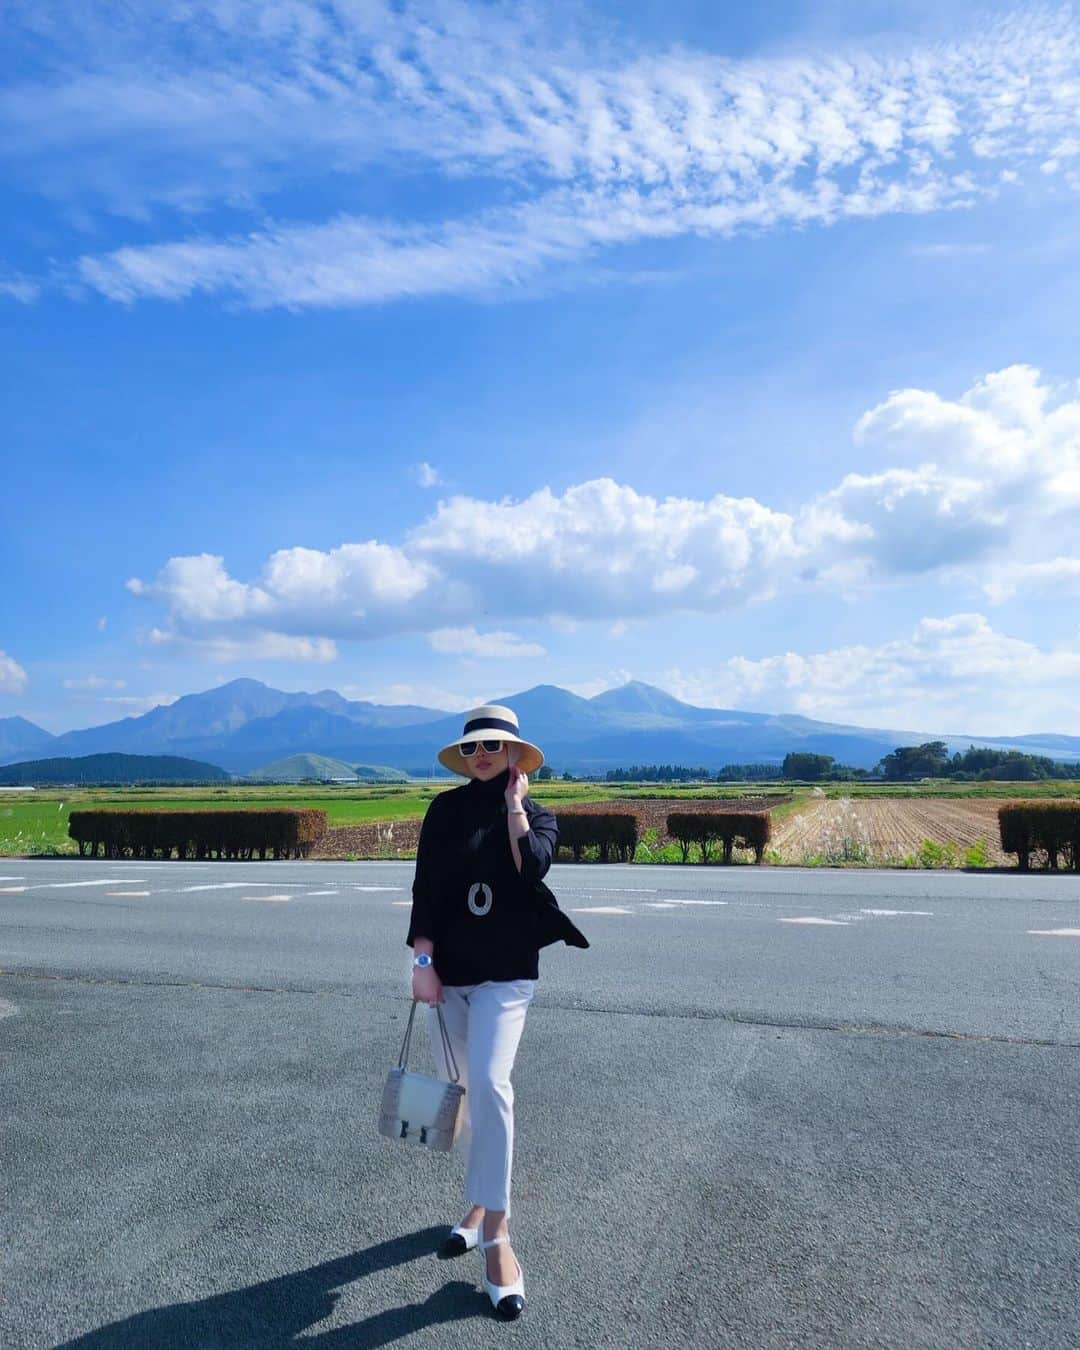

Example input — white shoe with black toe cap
[438,1222,479,1258]
[479,1234,525,1319]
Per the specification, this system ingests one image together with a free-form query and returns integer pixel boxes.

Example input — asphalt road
[1,859,1078,1349]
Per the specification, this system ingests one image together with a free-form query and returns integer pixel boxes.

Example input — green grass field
[2,777,1078,857]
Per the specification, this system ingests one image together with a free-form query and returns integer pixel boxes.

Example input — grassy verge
[3,778,1077,860]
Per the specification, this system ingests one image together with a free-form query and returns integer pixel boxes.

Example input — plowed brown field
[770,796,1013,864]
[313,795,787,858]
[312,794,1017,864]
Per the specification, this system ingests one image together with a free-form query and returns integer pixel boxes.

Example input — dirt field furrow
[313,795,788,858]
[770,796,1013,864]
[313,794,1024,865]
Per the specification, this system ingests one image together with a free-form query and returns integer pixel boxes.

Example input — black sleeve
[518,798,558,883]
[407,795,445,947]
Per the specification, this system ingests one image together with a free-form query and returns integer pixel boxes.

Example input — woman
[406,702,589,1321]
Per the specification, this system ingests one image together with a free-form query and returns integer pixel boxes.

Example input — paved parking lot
[2,859,1078,1348]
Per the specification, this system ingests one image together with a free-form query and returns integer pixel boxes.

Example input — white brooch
[467,882,493,916]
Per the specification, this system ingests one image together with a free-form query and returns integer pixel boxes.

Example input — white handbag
[378,1000,466,1151]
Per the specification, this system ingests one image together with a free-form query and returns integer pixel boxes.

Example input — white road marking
[780,917,852,925]
[240,895,292,902]
[0,876,25,881]
[731,901,854,910]
[645,902,679,909]
[32,879,147,889]
[0,886,27,893]
[563,887,658,893]
[571,905,632,915]
[351,885,404,892]
[306,890,340,896]
[1027,928,1080,937]
[658,898,727,906]
[391,900,411,906]
[105,891,150,898]
[179,882,283,892]
[861,909,934,916]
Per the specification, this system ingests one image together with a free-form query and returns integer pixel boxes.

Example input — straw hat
[437,703,545,777]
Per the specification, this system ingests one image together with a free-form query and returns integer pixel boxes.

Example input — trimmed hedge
[998,803,1080,870]
[68,809,328,861]
[555,812,638,863]
[667,811,772,864]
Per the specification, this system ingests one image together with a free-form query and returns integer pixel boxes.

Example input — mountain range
[3,677,1080,775]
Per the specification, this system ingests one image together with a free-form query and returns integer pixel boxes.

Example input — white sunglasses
[459,738,508,757]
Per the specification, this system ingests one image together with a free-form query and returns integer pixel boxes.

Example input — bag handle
[398,999,461,1084]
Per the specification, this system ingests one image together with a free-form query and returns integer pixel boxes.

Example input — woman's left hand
[506,764,528,811]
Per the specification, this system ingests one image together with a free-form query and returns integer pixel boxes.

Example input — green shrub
[915,838,959,869]
[816,835,872,864]
[964,837,991,868]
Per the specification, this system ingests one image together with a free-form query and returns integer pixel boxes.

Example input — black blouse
[407,768,589,985]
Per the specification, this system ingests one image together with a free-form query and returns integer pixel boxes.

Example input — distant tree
[537,765,554,780]
[877,741,1080,781]
[605,763,712,782]
[878,742,952,780]
[782,752,835,781]
[715,763,783,782]
[561,771,575,781]
[824,764,873,781]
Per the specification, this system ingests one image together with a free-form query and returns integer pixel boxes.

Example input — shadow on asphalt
[56,1226,491,1347]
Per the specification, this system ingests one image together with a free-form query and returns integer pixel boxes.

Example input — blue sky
[3,0,1080,737]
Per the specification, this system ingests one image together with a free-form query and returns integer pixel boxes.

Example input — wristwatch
[412,952,433,969]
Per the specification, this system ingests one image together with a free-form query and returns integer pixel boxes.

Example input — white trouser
[426,979,535,1217]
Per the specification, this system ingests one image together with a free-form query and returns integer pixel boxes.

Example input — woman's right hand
[412,965,444,1006]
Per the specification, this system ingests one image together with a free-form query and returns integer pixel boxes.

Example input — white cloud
[96,615,108,632]
[983,555,1080,602]
[340,681,472,711]
[130,543,431,644]
[563,670,634,698]
[659,614,1080,735]
[70,173,972,309]
[147,627,338,663]
[807,464,1004,575]
[62,675,126,690]
[128,554,272,622]
[96,692,179,713]
[260,542,431,611]
[853,364,1080,517]
[126,365,1080,646]
[415,462,443,487]
[907,242,992,258]
[428,627,546,659]
[409,477,802,615]
[75,207,589,307]
[0,651,29,694]
[4,3,1078,307]
[0,270,38,303]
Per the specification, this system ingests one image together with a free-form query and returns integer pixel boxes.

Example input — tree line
[583,744,1080,783]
